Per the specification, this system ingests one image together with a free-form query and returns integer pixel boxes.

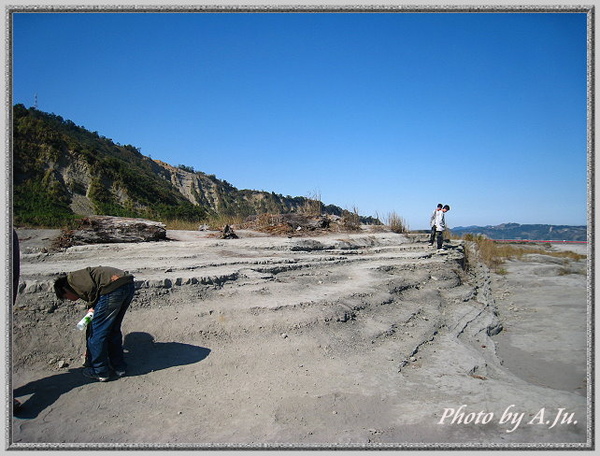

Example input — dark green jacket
[67,266,134,306]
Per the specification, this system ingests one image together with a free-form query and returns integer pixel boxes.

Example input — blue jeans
[87,283,135,377]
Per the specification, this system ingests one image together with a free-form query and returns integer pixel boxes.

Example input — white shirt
[434,210,446,231]
[430,209,438,228]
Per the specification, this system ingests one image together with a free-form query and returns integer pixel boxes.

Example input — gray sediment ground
[10,229,590,448]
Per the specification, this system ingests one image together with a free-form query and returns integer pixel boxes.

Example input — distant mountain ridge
[13,105,375,227]
[451,223,587,242]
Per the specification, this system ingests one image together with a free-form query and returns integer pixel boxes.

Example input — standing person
[54,266,135,382]
[434,205,451,250]
[13,229,22,413]
[429,204,443,245]
[13,229,20,304]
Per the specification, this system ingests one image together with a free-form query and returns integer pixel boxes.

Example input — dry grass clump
[300,191,323,216]
[463,234,586,273]
[386,211,409,233]
[341,207,361,231]
[163,219,201,230]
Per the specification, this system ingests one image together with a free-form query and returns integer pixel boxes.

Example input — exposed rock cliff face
[152,160,231,212]
[13,105,352,226]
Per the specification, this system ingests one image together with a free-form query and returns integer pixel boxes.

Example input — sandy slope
[9,229,590,448]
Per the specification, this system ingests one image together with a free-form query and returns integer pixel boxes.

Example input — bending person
[54,266,135,382]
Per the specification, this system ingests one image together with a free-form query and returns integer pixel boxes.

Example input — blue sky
[12,11,588,229]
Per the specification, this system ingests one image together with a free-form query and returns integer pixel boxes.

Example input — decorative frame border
[3,3,595,451]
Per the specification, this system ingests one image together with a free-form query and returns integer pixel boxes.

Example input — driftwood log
[53,216,167,249]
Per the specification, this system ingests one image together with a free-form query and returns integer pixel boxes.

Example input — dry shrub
[386,211,409,233]
[341,207,361,231]
[301,191,323,216]
[242,213,296,236]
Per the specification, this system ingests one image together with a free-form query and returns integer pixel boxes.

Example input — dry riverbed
[8,228,591,449]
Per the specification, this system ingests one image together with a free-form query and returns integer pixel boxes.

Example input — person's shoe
[109,362,126,378]
[82,367,109,382]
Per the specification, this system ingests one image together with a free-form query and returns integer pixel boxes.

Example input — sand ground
[8,228,591,450]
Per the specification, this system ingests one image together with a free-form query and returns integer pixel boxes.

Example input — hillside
[12,105,361,228]
[452,223,587,242]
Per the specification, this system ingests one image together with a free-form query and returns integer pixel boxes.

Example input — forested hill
[12,105,358,227]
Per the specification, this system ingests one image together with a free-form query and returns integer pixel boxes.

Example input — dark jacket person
[54,266,135,382]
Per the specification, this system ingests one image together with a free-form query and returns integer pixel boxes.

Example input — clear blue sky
[12,11,588,229]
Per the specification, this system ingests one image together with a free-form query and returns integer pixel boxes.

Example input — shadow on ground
[13,332,210,419]
[122,331,211,376]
